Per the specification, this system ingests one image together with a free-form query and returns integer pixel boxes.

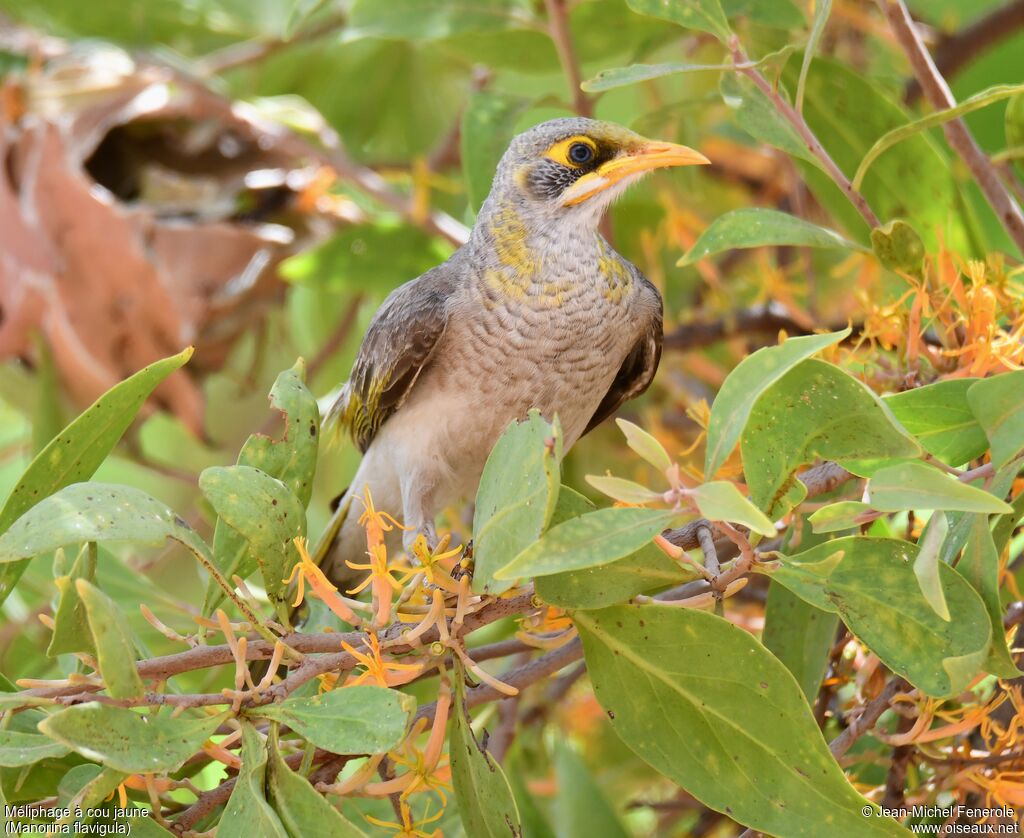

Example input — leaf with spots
[740,359,921,519]
[575,604,907,837]
[450,664,522,838]
[48,544,97,658]
[37,703,229,774]
[0,731,71,767]
[199,465,306,622]
[248,685,413,755]
[204,361,319,616]
[0,483,212,568]
[767,536,991,697]
[76,579,144,699]
[0,347,193,606]
[625,0,731,42]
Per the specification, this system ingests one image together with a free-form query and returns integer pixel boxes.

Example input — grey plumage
[322,117,707,583]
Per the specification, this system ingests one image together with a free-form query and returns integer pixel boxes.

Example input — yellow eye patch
[544,135,598,168]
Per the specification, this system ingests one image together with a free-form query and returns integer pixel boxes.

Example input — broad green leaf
[113,816,175,837]
[536,487,696,608]
[575,605,906,836]
[853,83,1024,190]
[473,411,562,594]
[267,731,369,838]
[554,743,629,838]
[742,360,921,519]
[220,723,287,838]
[959,515,1020,679]
[769,537,990,697]
[808,501,873,534]
[495,507,679,580]
[77,579,144,699]
[720,73,819,167]
[690,481,776,535]
[795,0,830,112]
[250,685,412,755]
[615,418,672,472]
[347,0,535,40]
[200,465,305,618]
[48,543,96,657]
[967,371,1024,468]
[763,582,837,702]
[582,61,734,92]
[705,329,849,478]
[0,484,212,568]
[870,220,925,276]
[721,0,803,27]
[784,58,962,250]
[867,462,1012,514]
[38,704,229,774]
[625,0,731,41]
[992,490,1024,557]
[940,464,1021,566]
[0,347,192,604]
[885,378,988,465]
[204,362,319,615]
[450,666,521,838]
[913,513,950,621]
[0,731,71,766]
[462,90,533,213]
[1007,93,1024,178]
[584,475,662,504]
[679,209,865,266]
[54,765,128,830]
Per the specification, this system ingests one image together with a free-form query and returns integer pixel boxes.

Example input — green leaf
[495,507,679,581]
[690,481,776,535]
[77,579,145,699]
[913,513,950,621]
[347,0,536,40]
[967,371,1024,469]
[48,544,97,657]
[38,704,229,774]
[200,465,305,619]
[1007,93,1024,178]
[763,582,838,702]
[769,537,990,697]
[808,501,873,533]
[584,475,662,504]
[625,0,731,42]
[741,359,921,519]
[680,208,865,266]
[870,220,925,276]
[705,329,850,478]
[250,685,412,755]
[582,61,736,93]
[0,484,211,567]
[462,90,533,213]
[867,462,1012,513]
[0,731,72,767]
[473,411,562,594]
[204,362,319,615]
[449,666,522,838]
[0,347,192,604]
[553,743,629,838]
[721,0,803,27]
[719,73,819,167]
[267,730,369,838]
[575,605,906,836]
[536,488,696,609]
[853,83,1024,190]
[958,515,1021,679]
[615,418,672,472]
[885,378,988,465]
[796,0,830,112]
[220,723,288,838]
[54,766,128,830]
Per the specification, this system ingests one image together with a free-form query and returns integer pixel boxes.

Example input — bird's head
[485,117,709,227]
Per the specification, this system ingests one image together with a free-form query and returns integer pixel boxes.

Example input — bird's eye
[568,142,594,165]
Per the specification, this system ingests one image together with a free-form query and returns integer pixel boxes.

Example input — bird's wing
[327,262,458,452]
[582,277,663,436]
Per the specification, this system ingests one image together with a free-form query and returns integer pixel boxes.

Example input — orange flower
[340,632,422,688]
[283,537,360,625]
[345,488,413,625]
[364,800,443,838]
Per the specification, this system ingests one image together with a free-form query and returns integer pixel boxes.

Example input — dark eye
[568,142,594,165]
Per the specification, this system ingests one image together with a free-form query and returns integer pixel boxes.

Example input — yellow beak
[561,141,710,207]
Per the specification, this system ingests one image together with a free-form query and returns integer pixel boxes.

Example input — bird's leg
[402,518,439,559]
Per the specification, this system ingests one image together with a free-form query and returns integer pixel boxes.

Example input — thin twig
[544,0,592,117]
[880,0,1024,253]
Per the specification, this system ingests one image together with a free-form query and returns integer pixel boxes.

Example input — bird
[322,117,708,584]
